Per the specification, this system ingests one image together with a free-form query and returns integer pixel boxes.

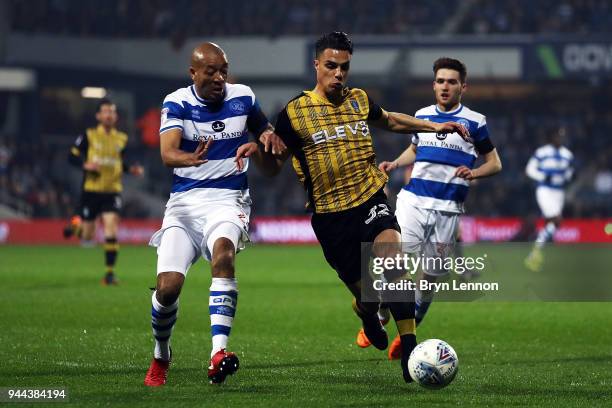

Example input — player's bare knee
[81,222,95,240]
[81,231,94,241]
[211,238,236,278]
[211,250,235,278]
[372,230,401,259]
[156,272,184,305]
[156,285,181,306]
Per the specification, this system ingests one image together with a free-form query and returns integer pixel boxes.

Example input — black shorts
[80,192,122,221]
[311,189,400,285]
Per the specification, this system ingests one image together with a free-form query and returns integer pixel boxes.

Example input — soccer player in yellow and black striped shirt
[269,32,469,383]
[66,99,144,285]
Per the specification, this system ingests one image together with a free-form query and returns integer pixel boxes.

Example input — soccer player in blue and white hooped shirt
[144,42,284,386]
[376,58,502,356]
[524,127,574,272]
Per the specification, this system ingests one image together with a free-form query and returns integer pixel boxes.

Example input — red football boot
[208,349,240,384]
[144,358,171,387]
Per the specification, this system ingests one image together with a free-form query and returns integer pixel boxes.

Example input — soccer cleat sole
[208,354,240,384]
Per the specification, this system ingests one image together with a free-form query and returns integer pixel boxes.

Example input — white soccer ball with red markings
[408,339,459,389]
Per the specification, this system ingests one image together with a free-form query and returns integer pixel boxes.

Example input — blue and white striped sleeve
[474,116,490,142]
[160,97,184,135]
[246,98,270,137]
[473,116,494,155]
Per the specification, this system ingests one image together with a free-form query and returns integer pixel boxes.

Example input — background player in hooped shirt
[143,42,285,387]
[368,58,502,358]
[524,127,574,272]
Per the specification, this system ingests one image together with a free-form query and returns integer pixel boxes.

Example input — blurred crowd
[1,94,610,219]
[0,138,72,218]
[460,103,611,218]
[0,136,153,219]
[10,0,611,39]
[459,0,612,35]
[9,0,457,39]
[4,0,611,219]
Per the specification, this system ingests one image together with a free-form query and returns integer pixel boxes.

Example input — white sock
[209,278,238,357]
[535,222,556,249]
[151,291,178,361]
[415,288,435,324]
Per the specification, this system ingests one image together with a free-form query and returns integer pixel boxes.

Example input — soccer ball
[408,339,458,389]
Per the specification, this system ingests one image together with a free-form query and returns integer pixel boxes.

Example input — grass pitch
[1,244,611,407]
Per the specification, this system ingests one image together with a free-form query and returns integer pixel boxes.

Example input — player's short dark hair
[547,126,565,142]
[315,32,353,57]
[96,98,115,112]
[433,57,467,83]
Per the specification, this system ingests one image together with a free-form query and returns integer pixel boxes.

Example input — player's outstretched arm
[251,148,288,177]
[160,127,212,168]
[372,110,471,141]
[234,142,258,172]
[246,126,289,177]
[119,149,145,176]
[525,155,544,182]
[456,148,502,181]
[379,144,417,174]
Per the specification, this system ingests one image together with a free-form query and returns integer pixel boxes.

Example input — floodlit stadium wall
[1,218,610,245]
[7,33,612,81]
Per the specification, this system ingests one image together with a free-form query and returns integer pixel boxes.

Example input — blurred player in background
[143,42,282,387]
[524,127,574,271]
[269,32,469,383]
[65,99,145,285]
[373,57,502,358]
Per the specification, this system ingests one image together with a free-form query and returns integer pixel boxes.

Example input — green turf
[0,244,611,407]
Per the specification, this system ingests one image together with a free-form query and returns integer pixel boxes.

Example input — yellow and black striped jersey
[69,125,128,193]
[275,88,387,214]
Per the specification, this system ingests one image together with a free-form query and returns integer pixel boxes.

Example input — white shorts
[149,190,251,274]
[395,193,459,276]
[536,186,565,218]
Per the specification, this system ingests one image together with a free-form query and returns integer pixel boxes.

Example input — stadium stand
[10,0,460,38]
[2,1,610,219]
[459,0,612,35]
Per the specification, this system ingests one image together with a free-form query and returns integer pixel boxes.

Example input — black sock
[388,301,417,383]
[104,237,118,273]
[352,298,379,319]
